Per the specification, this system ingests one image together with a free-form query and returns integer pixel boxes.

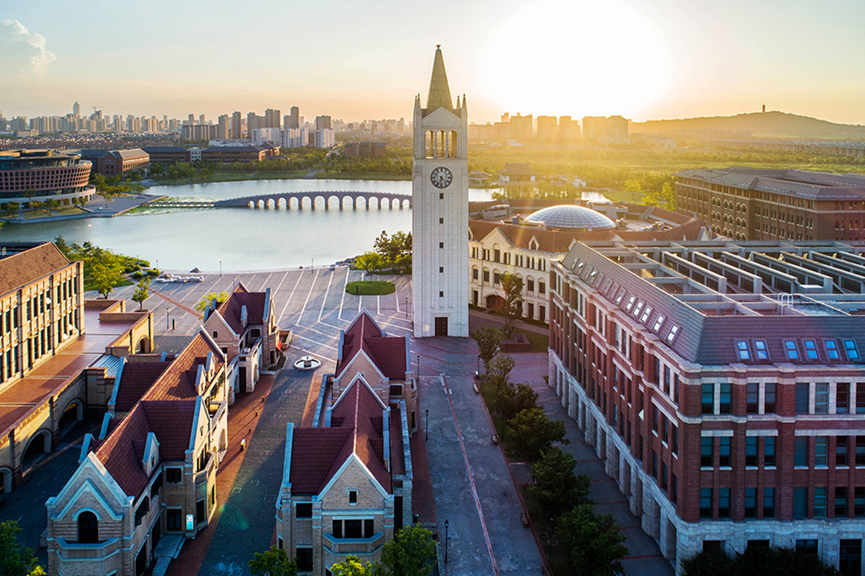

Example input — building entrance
[434,317,448,336]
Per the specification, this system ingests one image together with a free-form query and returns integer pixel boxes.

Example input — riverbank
[0,193,167,224]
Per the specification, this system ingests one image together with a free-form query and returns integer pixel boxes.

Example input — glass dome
[524,205,616,231]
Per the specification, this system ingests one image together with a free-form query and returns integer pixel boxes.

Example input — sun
[476,0,672,119]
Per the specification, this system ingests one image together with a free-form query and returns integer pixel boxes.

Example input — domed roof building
[523,205,616,231]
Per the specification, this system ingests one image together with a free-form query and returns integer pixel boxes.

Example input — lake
[0,179,496,272]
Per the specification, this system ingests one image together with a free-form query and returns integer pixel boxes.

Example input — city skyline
[2,0,865,125]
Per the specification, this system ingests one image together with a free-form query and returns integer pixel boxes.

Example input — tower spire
[426,45,453,113]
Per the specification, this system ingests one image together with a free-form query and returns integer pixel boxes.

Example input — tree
[381,524,436,576]
[681,546,842,576]
[54,235,71,257]
[529,447,591,518]
[507,407,568,461]
[132,278,150,311]
[248,545,298,576]
[471,326,502,373]
[5,201,19,216]
[374,230,403,270]
[91,261,122,298]
[499,272,524,338]
[329,555,382,576]
[487,354,515,391]
[355,252,384,276]
[195,291,230,313]
[0,520,45,576]
[558,503,629,576]
[497,380,538,421]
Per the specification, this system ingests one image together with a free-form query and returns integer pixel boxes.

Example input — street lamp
[416,354,420,377]
[425,409,429,441]
[548,517,554,556]
[311,258,314,272]
[477,354,480,375]
[444,520,449,564]
[219,260,222,277]
[405,296,408,318]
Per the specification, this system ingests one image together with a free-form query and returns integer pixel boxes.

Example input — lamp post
[416,354,420,377]
[219,260,222,277]
[477,354,480,375]
[548,517,554,556]
[166,310,170,330]
[405,296,408,318]
[425,409,429,441]
[311,258,314,272]
[444,520,449,564]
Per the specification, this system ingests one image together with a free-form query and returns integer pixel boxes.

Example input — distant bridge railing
[214,191,412,210]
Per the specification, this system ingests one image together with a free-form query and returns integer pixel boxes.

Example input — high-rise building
[187,113,195,124]
[314,115,332,130]
[537,116,558,139]
[509,113,533,140]
[559,116,579,141]
[199,114,206,125]
[247,112,258,138]
[289,106,300,129]
[72,101,80,116]
[549,239,865,574]
[412,46,469,338]
[582,115,629,144]
[218,114,230,140]
[265,109,281,129]
[313,129,335,148]
[231,111,242,139]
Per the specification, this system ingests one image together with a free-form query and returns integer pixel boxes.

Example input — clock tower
[412,46,469,338]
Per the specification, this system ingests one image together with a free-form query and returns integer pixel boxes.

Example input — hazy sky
[2,0,864,125]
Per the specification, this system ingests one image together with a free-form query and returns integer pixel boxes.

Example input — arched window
[78,511,98,544]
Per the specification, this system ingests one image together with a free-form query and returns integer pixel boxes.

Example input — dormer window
[653,315,665,333]
[737,341,750,360]
[754,340,769,360]
[640,306,653,324]
[625,296,636,312]
[804,340,819,360]
[844,340,860,360]
[633,301,644,317]
[666,325,679,344]
[784,340,799,360]
[616,289,626,305]
[825,340,840,359]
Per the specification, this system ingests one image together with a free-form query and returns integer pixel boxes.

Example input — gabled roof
[336,311,406,379]
[289,377,391,495]
[212,284,267,336]
[0,242,71,296]
[114,361,172,412]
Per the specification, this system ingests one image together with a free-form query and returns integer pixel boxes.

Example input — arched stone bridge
[214,191,412,210]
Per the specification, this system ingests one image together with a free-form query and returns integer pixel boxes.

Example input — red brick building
[549,240,865,575]
[78,149,150,177]
[676,167,865,242]
[200,145,278,163]
[343,142,386,157]
[142,146,191,164]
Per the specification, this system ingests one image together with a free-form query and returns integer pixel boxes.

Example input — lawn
[83,278,133,292]
[516,329,549,353]
[345,280,395,295]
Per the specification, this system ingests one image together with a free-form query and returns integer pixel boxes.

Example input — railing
[55,537,121,559]
[323,532,384,554]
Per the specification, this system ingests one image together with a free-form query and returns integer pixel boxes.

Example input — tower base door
[434,317,448,337]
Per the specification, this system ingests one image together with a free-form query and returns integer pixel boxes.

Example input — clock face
[430,167,453,189]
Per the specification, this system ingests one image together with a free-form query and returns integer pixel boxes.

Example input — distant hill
[631,111,864,140]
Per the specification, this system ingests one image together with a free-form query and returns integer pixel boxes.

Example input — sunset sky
[2,0,864,126]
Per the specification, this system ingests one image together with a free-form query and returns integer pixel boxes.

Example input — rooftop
[676,167,865,200]
[524,205,616,231]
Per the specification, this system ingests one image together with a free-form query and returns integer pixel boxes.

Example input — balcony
[323,532,384,554]
[55,537,121,560]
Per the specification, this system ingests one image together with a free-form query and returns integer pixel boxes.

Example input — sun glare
[476,0,672,120]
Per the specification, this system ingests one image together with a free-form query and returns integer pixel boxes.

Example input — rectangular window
[844,340,860,360]
[746,383,759,413]
[653,315,665,333]
[795,437,809,467]
[795,383,810,414]
[672,426,678,456]
[815,436,828,466]
[700,488,713,518]
[661,462,668,492]
[702,383,714,414]
[667,325,679,343]
[838,383,850,414]
[858,384,865,414]
[754,340,769,360]
[737,340,750,360]
[856,487,865,517]
[793,487,808,518]
[804,340,819,360]
[719,383,731,414]
[746,436,758,466]
[837,437,850,467]
[826,340,840,359]
[652,450,658,478]
[296,503,312,518]
[814,487,827,518]
[785,340,800,360]
[815,383,829,413]
[718,488,730,518]
[640,305,652,323]
[719,437,731,467]
[349,490,358,504]
[166,468,182,483]
[764,383,776,413]
[701,437,713,467]
[344,519,363,538]
[764,487,775,518]
[745,487,757,518]
[796,540,819,557]
[672,475,678,505]
[836,487,848,518]
[472,268,478,280]
[857,436,865,466]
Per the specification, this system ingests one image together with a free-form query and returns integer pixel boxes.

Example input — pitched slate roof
[213,284,266,336]
[0,242,71,296]
[115,361,172,412]
[336,312,406,380]
[289,379,391,495]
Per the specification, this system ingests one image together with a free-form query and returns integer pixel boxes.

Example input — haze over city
[3,0,865,124]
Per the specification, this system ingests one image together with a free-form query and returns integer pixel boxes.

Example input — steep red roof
[214,284,266,336]
[94,405,151,496]
[143,332,222,402]
[0,242,72,296]
[289,380,391,495]
[336,312,406,380]
[115,361,172,412]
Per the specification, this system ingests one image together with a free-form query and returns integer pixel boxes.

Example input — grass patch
[515,329,549,352]
[83,278,133,292]
[317,172,411,181]
[53,206,88,216]
[345,280,395,295]
[150,171,306,186]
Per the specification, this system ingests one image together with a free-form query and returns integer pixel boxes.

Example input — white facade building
[412,46,469,338]
[313,129,335,148]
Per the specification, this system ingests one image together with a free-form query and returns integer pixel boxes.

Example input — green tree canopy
[497,380,539,422]
[132,278,150,311]
[507,407,568,461]
[499,272,524,338]
[0,520,45,576]
[195,291,230,313]
[487,354,515,392]
[329,555,382,576]
[681,545,842,576]
[91,260,122,298]
[558,503,629,576]
[381,524,436,576]
[471,326,502,374]
[355,252,384,276]
[248,545,298,576]
[529,447,591,519]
